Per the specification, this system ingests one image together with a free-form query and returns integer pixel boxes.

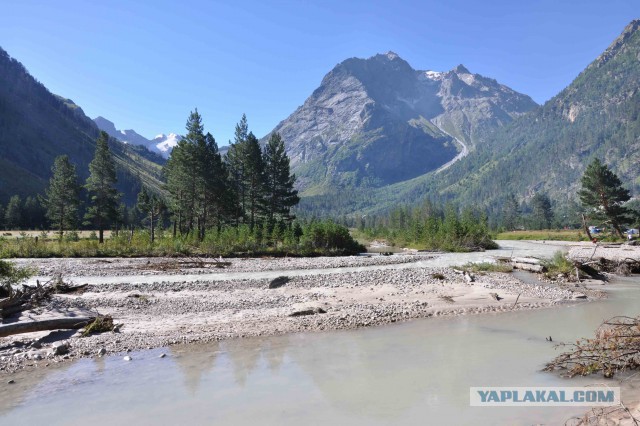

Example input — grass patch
[496,230,624,242]
[82,315,115,337]
[455,262,513,273]
[495,230,587,241]
[542,251,575,277]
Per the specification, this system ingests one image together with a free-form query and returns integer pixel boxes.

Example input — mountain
[431,19,640,212]
[266,52,537,194]
[294,21,640,219]
[0,46,165,205]
[93,116,181,158]
[151,133,182,157]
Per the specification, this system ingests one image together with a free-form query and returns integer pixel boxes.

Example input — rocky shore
[1,253,595,374]
[568,242,640,265]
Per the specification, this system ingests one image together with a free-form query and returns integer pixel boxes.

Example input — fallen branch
[511,293,521,310]
[546,316,640,378]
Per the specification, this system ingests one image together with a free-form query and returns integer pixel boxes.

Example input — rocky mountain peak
[591,19,640,69]
[384,51,400,60]
[452,64,471,74]
[266,52,538,193]
[93,117,179,158]
[93,116,117,135]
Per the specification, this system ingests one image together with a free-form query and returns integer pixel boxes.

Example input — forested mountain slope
[0,47,165,205]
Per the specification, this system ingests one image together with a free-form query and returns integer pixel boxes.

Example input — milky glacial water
[4,242,637,426]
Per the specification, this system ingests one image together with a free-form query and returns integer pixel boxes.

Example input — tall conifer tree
[41,155,81,237]
[225,114,249,226]
[579,158,631,237]
[85,131,120,243]
[263,132,299,224]
[243,132,266,230]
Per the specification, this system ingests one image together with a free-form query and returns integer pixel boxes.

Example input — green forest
[0,111,364,257]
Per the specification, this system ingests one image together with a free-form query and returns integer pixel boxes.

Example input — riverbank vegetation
[0,219,364,258]
[354,201,497,252]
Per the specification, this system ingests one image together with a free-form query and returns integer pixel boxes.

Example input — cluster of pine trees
[0,111,300,244]
[163,111,299,241]
[0,110,368,256]
[0,131,123,240]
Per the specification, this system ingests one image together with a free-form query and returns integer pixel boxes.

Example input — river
[2,241,638,425]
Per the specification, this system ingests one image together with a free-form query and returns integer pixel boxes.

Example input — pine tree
[263,133,299,225]
[502,193,521,231]
[4,195,22,230]
[242,132,266,230]
[199,132,230,234]
[225,114,249,226]
[85,131,120,243]
[164,137,193,236]
[530,193,553,230]
[578,158,631,237]
[23,196,45,230]
[41,155,81,237]
[165,110,231,238]
[137,187,165,243]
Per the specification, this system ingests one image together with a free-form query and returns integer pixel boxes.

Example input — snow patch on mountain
[93,116,179,158]
[152,133,182,156]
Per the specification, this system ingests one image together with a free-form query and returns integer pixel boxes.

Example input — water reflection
[170,341,219,394]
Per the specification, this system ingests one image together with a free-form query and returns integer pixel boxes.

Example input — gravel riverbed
[1,253,596,373]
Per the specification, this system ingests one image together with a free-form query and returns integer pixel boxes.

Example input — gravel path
[12,254,436,278]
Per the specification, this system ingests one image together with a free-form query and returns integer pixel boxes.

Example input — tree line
[0,111,298,238]
[355,201,497,252]
[0,110,365,255]
[0,131,119,242]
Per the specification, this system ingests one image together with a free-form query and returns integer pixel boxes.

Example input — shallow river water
[3,242,639,425]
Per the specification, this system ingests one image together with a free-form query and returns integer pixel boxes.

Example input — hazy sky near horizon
[1,1,637,145]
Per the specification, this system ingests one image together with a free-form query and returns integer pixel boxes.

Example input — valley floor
[1,249,599,373]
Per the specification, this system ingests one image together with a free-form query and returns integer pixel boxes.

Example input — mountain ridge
[265,51,537,194]
[0,46,165,205]
[93,116,181,158]
[295,20,640,218]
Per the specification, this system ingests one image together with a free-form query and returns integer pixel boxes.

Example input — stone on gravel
[269,276,290,289]
[289,307,327,317]
[51,342,69,356]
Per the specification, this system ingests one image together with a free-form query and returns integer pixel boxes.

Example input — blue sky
[1,1,637,146]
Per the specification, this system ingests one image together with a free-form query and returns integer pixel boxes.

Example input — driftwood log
[1,281,88,319]
[510,257,547,273]
[0,316,95,338]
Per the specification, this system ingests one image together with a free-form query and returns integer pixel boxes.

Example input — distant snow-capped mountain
[93,116,181,158]
[151,133,182,157]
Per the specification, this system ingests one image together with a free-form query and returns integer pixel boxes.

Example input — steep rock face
[266,52,537,192]
[430,65,537,145]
